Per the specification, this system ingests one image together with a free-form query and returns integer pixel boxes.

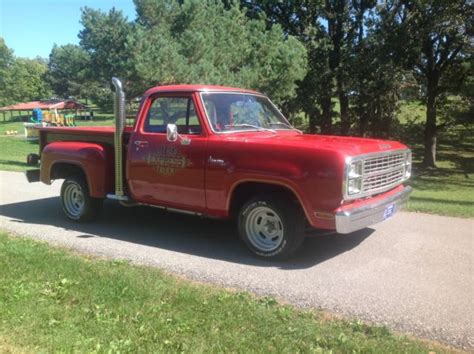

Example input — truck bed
[39,126,132,149]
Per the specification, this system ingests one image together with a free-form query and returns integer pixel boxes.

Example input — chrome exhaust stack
[107,77,129,201]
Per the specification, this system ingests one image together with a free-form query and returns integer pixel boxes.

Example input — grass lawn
[407,138,474,217]
[398,102,474,217]
[0,231,449,353]
[0,117,114,171]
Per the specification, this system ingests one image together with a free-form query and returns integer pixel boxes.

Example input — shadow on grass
[409,196,474,206]
[0,197,373,270]
[0,160,29,168]
[410,158,473,183]
[408,172,473,192]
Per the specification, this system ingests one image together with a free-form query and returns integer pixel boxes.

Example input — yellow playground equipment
[42,110,76,126]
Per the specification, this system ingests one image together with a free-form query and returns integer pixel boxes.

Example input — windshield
[200,92,294,133]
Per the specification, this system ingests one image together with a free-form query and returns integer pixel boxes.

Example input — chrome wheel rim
[245,206,284,252]
[63,182,85,218]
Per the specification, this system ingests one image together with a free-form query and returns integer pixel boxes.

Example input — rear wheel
[238,195,305,260]
[60,176,102,221]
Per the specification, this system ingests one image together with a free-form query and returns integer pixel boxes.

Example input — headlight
[346,159,363,196]
[404,151,412,180]
[348,160,362,179]
[348,177,362,194]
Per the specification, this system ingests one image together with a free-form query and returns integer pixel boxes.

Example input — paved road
[1,171,473,349]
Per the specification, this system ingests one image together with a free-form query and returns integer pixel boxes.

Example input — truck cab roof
[143,84,261,96]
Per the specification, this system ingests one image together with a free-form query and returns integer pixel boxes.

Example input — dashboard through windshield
[200,92,294,133]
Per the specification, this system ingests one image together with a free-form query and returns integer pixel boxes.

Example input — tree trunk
[338,87,350,135]
[423,90,437,168]
[359,112,369,136]
[308,111,317,134]
[320,96,332,134]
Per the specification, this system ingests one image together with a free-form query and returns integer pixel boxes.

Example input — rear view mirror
[166,123,178,142]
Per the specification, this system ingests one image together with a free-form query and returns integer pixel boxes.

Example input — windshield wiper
[268,122,302,133]
[225,123,276,133]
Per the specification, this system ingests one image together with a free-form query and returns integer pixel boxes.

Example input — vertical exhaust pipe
[108,77,128,201]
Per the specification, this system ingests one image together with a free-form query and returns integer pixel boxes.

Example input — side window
[144,97,202,135]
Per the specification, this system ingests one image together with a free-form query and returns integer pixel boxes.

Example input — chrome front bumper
[335,186,412,234]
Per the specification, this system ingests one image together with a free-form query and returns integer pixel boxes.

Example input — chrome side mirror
[166,123,178,142]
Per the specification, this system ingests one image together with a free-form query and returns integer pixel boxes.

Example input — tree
[387,0,473,167]
[129,1,307,104]
[6,57,52,103]
[46,44,91,99]
[79,7,133,84]
[0,38,14,106]
[239,1,328,131]
[0,39,51,105]
[352,3,405,137]
[241,1,382,135]
[78,0,307,105]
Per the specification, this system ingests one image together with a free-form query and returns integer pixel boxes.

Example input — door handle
[134,140,149,148]
[208,156,227,166]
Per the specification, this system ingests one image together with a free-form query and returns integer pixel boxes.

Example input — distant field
[0,106,472,217]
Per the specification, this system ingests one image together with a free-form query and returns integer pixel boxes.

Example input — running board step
[106,194,130,201]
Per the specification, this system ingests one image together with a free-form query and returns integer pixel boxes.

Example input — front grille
[361,151,407,194]
[363,152,406,175]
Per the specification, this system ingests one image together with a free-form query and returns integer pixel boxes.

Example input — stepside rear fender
[40,141,114,198]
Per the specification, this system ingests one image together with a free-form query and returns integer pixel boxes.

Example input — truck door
[127,94,207,212]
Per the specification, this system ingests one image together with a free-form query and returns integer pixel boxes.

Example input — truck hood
[222,131,409,156]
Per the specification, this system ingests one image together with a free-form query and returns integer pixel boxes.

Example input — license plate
[383,204,395,220]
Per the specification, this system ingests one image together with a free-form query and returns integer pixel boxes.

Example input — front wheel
[238,195,305,260]
[60,176,102,221]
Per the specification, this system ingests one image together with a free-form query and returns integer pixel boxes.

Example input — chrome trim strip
[335,186,412,234]
[348,149,411,162]
[139,203,202,216]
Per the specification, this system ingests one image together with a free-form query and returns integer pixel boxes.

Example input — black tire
[60,175,102,221]
[238,194,305,260]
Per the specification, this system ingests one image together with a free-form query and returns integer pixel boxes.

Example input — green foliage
[241,1,408,136]
[241,0,473,145]
[381,0,473,166]
[46,44,91,99]
[77,1,306,103]
[5,57,51,103]
[351,8,405,138]
[0,38,15,106]
[133,0,307,102]
[79,7,133,84]
[0,232,446,353]
[78,7,135,108]
[0,38,51,106]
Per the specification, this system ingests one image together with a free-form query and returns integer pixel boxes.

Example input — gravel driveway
[1,171,473,349]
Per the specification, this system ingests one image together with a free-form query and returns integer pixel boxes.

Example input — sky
[0,0,136,59]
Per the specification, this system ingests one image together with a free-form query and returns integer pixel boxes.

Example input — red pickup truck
[27,78,412,259]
